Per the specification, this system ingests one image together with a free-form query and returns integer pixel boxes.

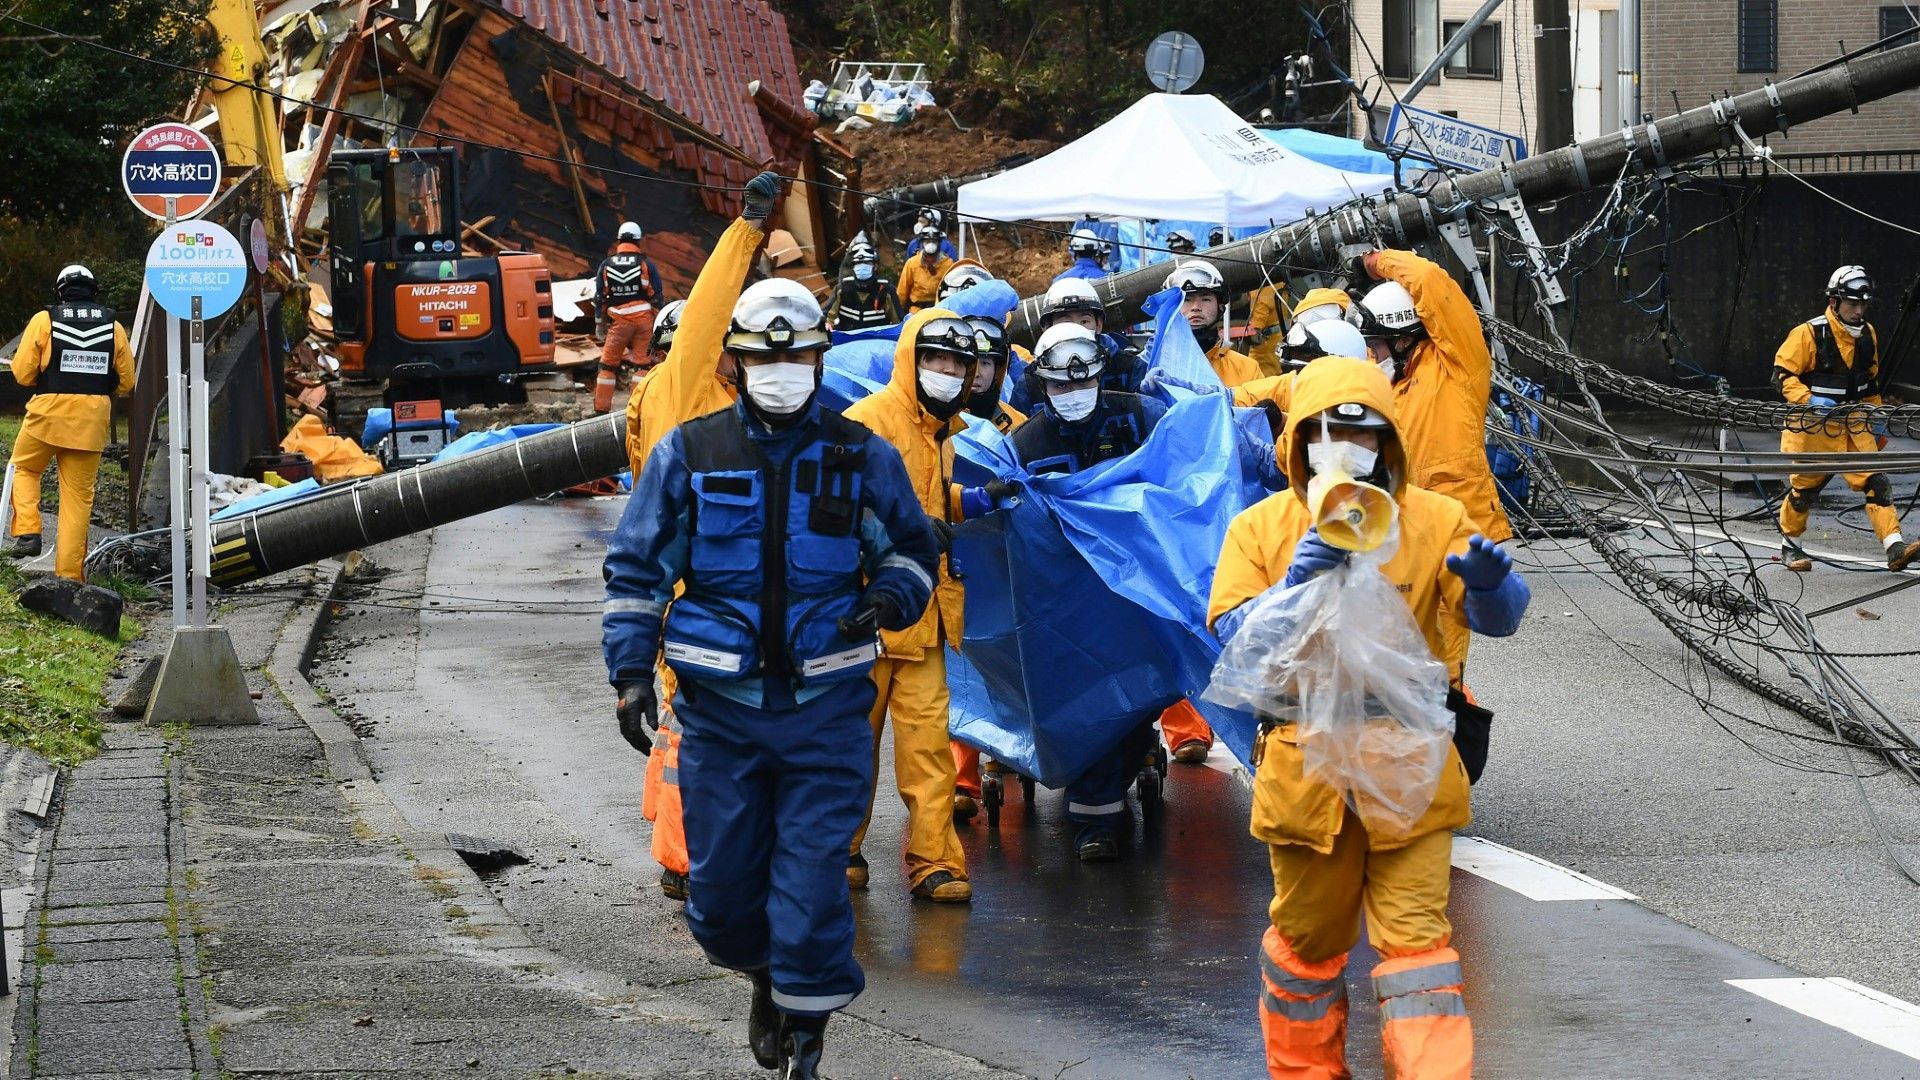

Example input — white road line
[1450,835,1639,901]
[1728,977,1920,1061]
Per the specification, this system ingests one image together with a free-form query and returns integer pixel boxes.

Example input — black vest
[1803,317,1878,401]
[1012,391,1154,475]
[600,252,654,305]
[37,304,117,396]
[833,278,894,330]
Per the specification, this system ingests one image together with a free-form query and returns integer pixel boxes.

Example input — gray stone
[43,886,171,911]
[34,997,181,1026]
[49,845,169,866]
[143,625,259,727]
[53,859,169,894]
[36,958,180,1004]
[61,756,166,781]
[33,1017,193,1074]
[55,809,163,837]
[18,576,124,637]
[45,921,170,946]
[43,903,171,926]
[47,935,177,963]
[112,655,162,717]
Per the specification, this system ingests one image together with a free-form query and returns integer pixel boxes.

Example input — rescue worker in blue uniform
[1007,323,1167,860]
[1008,278,1151,414]
[602,276,939,1079]
[1052,227,1109,284]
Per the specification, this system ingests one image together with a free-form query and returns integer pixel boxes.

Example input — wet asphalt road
[313,493,1920,1078]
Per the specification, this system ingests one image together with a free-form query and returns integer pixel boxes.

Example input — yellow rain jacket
[1774,307,1883,453]
[9,311,136,452]
[845,308,969,659]
[624,218,762,475]
[1370,250,1513,542]
[1232,372,1295,413]
[1248,282,1292,375]
[1207,356,1478,853]
[895,253,953,314]
[1207,341,1264,388]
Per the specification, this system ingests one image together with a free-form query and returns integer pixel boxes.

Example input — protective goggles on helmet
[1164,261,1226,297]
[725,289,829,353]
[914,317,979,359]
[1034,338,1104,382]
[965,317,1007,358]
[939,264,994,297]
[1827,265,1873,301]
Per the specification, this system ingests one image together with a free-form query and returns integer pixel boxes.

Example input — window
[1738,0,1777,73]
[1443,20,1502,78]
[1882,6,1920,50]
[1382,0,1440,81]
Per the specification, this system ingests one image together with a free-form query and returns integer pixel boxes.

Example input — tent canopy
[957,93,1395,228]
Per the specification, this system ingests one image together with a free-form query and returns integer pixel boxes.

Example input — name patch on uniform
[59,350,111,376]
[801,644,877,678]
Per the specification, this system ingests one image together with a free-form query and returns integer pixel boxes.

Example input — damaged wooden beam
[541,70,597,235]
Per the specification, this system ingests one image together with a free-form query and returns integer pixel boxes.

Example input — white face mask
[918,368,966,403]
[744,361,817,415]
[1306,430,1379,478]
[1050,386,1099,422]
[922,241,939,256]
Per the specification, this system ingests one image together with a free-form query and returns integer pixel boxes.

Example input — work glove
[1342,251,1378,285]
[1257,401,1287,439]
[1141,369,1224,398]
[960,480,1019,518]
[837,594,901,640]
[1871,415,1890,438]
[1446,534,1514,592]
[1282,528,1349,587]
[742,171,783,223]
[615,681,657,755]
[593,320,608,346]
[1807,394,1839,408]
[926,514,955,553]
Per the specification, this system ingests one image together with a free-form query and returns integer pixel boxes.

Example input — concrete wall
[1639,1,1920,152]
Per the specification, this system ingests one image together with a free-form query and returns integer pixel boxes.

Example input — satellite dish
[1145,31,1205,94]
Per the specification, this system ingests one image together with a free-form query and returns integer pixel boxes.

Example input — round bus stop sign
[145,222,248,320]
[122,123,223,221]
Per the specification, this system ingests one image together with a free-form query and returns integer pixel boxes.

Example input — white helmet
[1357,280,1422,338]
[617,221,643,241]
[1165,229,1197,254]
[1068,228,1105,257]
[725,279,829,353]
[1031,323,1105,382]
[1164,260,1226,299]
[918,207,944,229]
[1281,320,1369,371]
[1826,264,1873,302]
[938,262,995,299]
[54,264,96,300]
[1042,277,1104,323]
[649,299,687,351]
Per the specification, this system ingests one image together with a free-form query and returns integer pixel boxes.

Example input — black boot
[778,1013,827,1079]
[3,534,40,559]
[747,971,779,1068]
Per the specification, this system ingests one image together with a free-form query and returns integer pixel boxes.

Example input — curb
[262,558,538,954]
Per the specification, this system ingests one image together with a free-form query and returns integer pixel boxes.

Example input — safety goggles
[724,313,831,354]
[915,317,978,358]
[965,317,1007,358]
[1034,338,1103,382]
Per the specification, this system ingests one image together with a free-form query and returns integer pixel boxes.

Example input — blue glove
[1142,369,1224,397]
[959,479,1018,518]
[1283,529,1349,587]
[742,171,782,221]
[1808,395,1839,408]
[1446,534,1512,592]
[1872,416,1890,438]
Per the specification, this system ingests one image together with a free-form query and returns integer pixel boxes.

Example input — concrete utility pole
[200,42,1920,588]
[1006,41,1920,342]
[1534,0,1575,151]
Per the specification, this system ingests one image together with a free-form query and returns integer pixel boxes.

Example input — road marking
[1728,977,1920,1060]
[1450,835,1639,901]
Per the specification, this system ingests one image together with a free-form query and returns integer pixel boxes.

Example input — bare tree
[949,0,971,74]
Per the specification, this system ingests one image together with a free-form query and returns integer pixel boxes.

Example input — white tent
[956,93,1396,228]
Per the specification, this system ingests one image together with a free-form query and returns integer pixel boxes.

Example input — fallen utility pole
[200,42,1920,589]
[1007,40,1920,343]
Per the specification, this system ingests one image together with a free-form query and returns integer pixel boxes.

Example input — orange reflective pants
[596,312,656,413]
[1160,699,1213,753]
[1261,812,1470,1079]
[952,740,982,798]
[643,666,689,876]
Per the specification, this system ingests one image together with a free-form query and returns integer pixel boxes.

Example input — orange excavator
[324,147,556,462]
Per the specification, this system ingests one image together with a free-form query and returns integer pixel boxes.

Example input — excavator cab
[324,147,554,413]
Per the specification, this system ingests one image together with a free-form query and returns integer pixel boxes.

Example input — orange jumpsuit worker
[1774,265,1920,572]
[593,221,665,414]
[1351,250,1514,545]
[5,266,137,580]
[1209,356,1529,1080]
[895,231,954,315]
[842,309,978,902]
[621,176,782,902]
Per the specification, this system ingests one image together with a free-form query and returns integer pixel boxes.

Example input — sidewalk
[10,560,1019,1079]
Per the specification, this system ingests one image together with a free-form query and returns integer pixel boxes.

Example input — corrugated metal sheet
[501,0,805,168]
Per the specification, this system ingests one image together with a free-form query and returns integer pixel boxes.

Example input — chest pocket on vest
[689,471,762,594]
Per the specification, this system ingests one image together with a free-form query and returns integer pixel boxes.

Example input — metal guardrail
[1767,148,1920,173]
[127,169,264,529]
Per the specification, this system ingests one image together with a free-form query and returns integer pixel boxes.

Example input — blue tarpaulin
[1262,127,1398,176]
[945,289,1267,781]
[211,478,323,521]
[821,281,1022,412]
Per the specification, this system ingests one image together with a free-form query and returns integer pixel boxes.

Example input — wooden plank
[542,70,596,234]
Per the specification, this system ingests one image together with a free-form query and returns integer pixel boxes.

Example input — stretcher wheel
[982,774,1003,828]
[1136,766,1163,816]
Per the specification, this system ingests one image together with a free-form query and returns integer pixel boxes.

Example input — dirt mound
[837,121,1069,297]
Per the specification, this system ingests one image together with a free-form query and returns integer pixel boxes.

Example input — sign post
[125,125,257,726]
[1384,102,1528,174]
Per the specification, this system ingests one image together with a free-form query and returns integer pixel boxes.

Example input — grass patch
[0,558,136,764]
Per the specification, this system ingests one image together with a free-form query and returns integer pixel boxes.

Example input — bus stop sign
[122,123,222,221]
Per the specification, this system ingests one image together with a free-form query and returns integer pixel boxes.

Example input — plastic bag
[1202,532,1456,840]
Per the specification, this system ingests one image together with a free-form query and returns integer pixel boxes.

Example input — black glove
[1343,251,1377,285]
[616,681,657,755]
[1257,400,1287,439]
[983,479,1017,504]
[742,171,782,223]
[927,514,955,553]
[837,594,900,640]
